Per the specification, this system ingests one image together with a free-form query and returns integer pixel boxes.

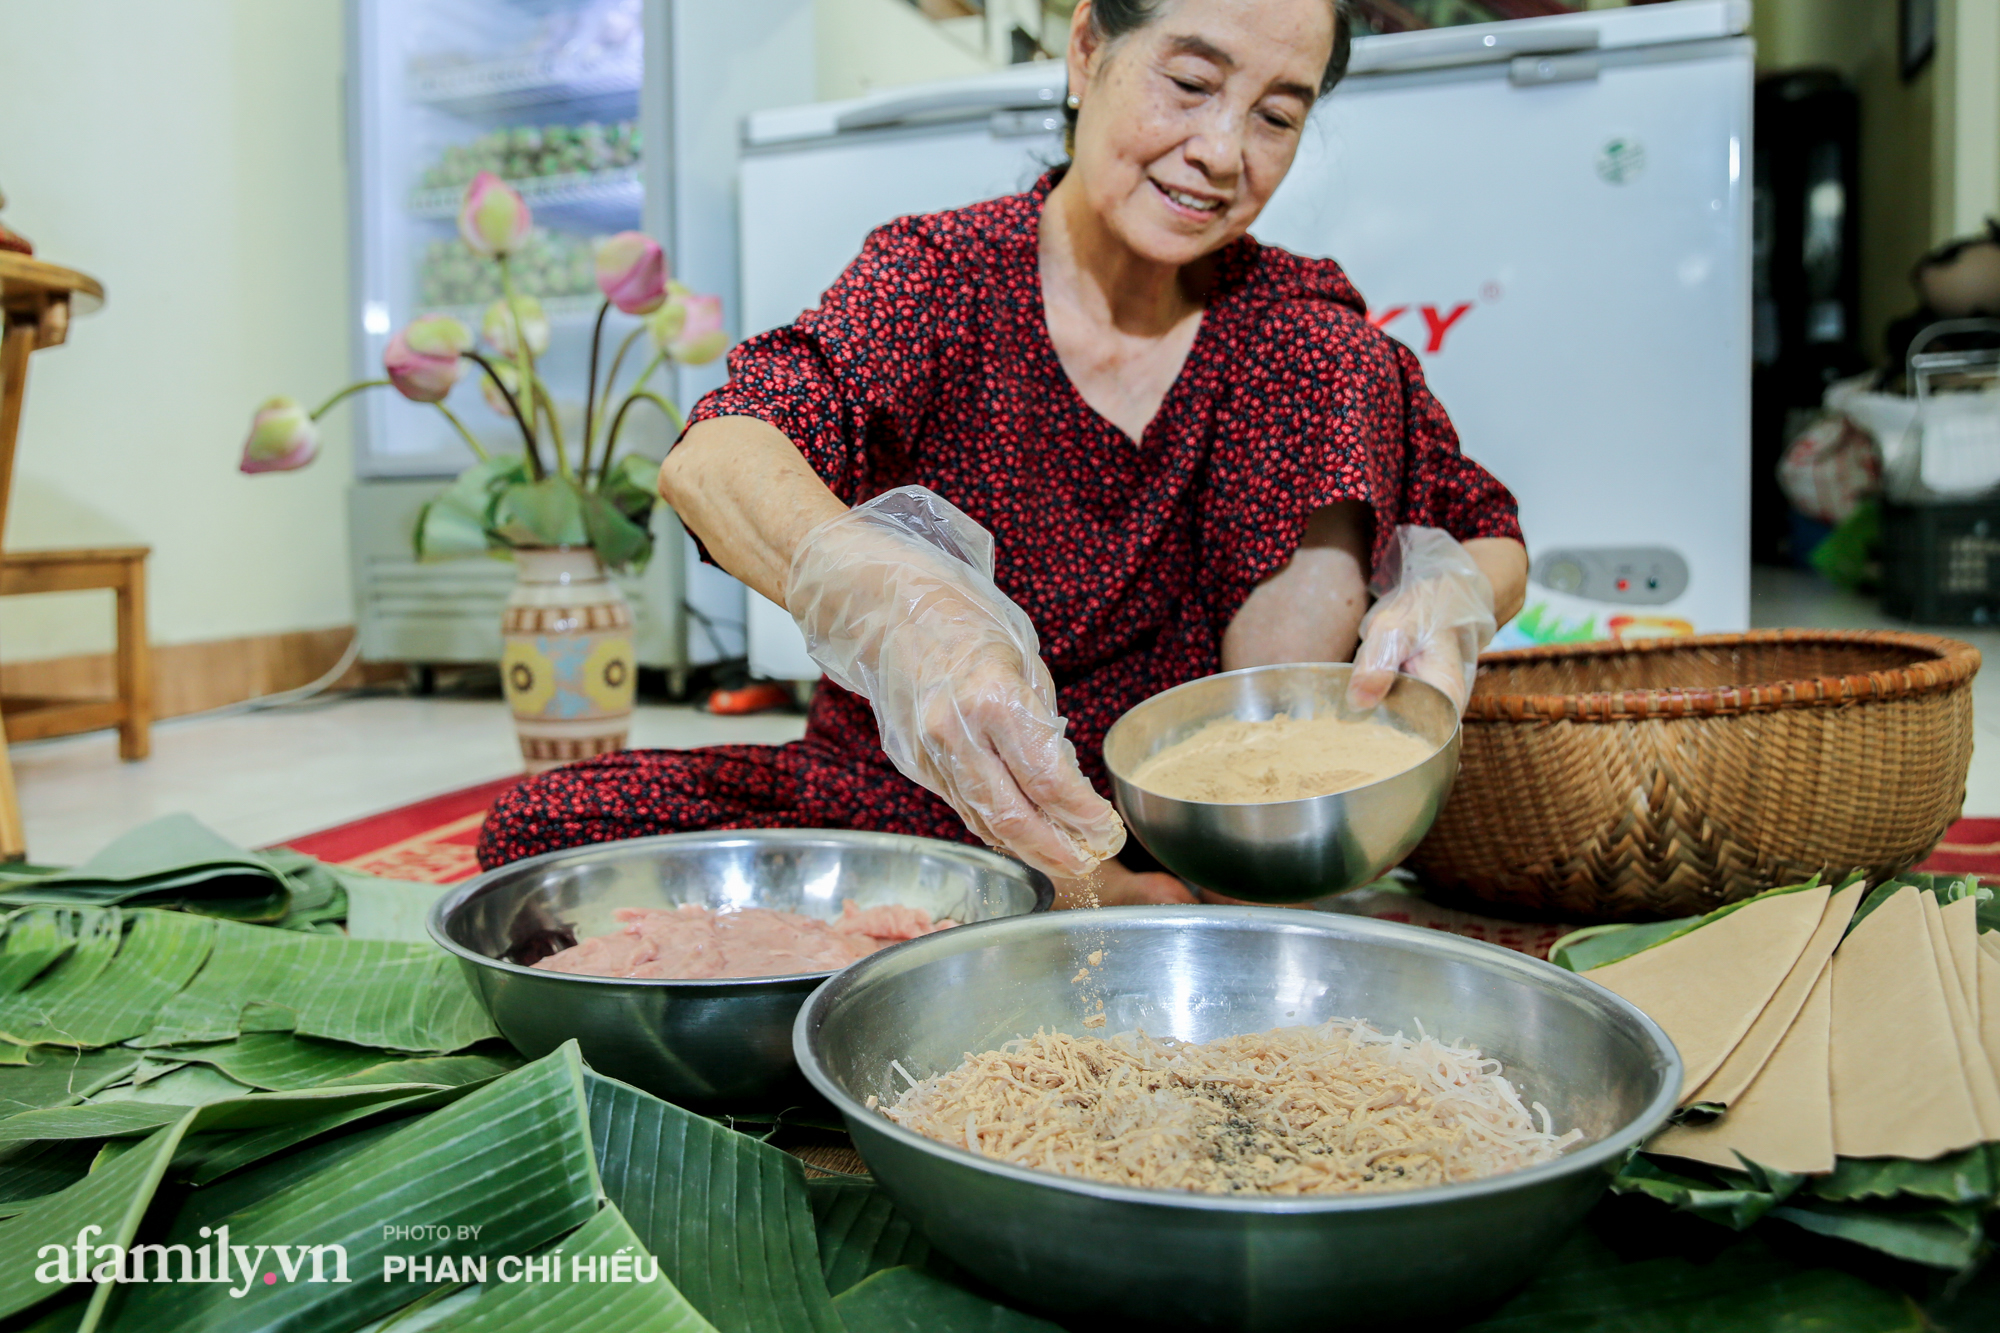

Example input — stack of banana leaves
[1555,872,2000,1283]
[0,817,1991,1331]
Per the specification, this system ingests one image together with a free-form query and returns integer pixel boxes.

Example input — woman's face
[1067,0,1333,267]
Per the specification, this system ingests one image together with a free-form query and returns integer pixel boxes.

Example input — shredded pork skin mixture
[1131,714,1436,804]
[884,1020,1581,1195]
[531,900,952,980]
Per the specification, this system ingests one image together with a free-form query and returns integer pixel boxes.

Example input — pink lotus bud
[239,396,318,474]
[458,172,532,256]
[480,360,519,418]
[383,314,471,402]
[649,283,726,365]
[482,296,550,358]
[594,231,668,315]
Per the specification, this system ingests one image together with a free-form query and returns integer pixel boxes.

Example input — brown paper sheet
[1585,884,1828,1100]
[1980,947,2000,1076]
[1925,893,2000,1138]
[1649,963,1835,1175]
[1692,883,1861,1108]
[1941,896,1981,1015]
[1830,886,1984,1159]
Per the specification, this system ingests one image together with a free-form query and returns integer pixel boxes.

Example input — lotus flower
[383,314,472,402]
[594,231,668,315]
[649,283,726,365]
[458,172,531,257]
[239,396,318,474]
[482,296,550,358]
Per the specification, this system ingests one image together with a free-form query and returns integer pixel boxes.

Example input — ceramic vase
[501,548,636,774]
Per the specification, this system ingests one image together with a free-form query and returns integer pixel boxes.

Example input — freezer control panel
[1531,547,1689,605]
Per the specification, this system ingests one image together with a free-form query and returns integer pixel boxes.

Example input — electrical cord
[169,633,367,724]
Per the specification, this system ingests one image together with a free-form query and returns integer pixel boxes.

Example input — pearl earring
[1066,93,1080,110]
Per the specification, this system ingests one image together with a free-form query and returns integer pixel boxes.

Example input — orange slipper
[706,682,793,715]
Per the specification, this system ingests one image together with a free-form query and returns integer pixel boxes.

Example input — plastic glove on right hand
[786,486,1126,880]
[1347,525,1498,715]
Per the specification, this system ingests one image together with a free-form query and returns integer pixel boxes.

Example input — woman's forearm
[657,416,848,606]
[1465,536,1528,627]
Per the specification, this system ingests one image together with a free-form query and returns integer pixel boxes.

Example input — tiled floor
[11,567,1997,866]
[11,693,807,865]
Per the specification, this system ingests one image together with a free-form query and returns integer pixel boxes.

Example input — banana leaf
[583,1070,844,1333]
[0,1103,188,1143]
[0,911,213,1049]
[319,1052,522,1089]
[1460,1227,1924,1332]
[257,850,351,932]
[0,1141,97,1209]
[1809,1147,2000,1207]
[1611,1154,1803,1229]
[807,1178,935,1297]
[0,816,293,922]
[0,1115,195,1326]
[342,872,454,944]
[154,1034,516,1093]
[354,1284,483,1332]
[1769,1199,1988,1271]
[422,1202,717,1333]
[0,911,83,995]
[91,1063,254,1108]
[173,1114,418,1232]
[169,1086,473,1189]
[0,1050,141,1116]
[0,911,123,1046]
[833,1267,1063,1333]
[113,1044,603,1332]
[138,921,497,1053]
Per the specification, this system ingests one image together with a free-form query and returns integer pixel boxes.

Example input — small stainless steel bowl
[429,829,1051,1108]
[1104,663,1462,903]
[795,908,1679,1332]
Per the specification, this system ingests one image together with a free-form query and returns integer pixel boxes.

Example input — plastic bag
[785,486,1124,878]
[1348,526,1497,715]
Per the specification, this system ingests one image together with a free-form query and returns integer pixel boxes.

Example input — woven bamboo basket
[1405,629,1980,922]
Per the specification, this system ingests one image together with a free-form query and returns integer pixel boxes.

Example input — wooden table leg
[116,554,151,761]
[0,318,35,554]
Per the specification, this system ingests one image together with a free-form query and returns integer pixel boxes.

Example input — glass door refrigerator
[343,0,811,691]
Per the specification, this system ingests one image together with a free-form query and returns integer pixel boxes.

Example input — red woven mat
[279,781,1998,941]
[281,775,523,884]
[1917,817,2000,877]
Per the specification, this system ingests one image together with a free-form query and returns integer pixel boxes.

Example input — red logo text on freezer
[1368,303,1475,354]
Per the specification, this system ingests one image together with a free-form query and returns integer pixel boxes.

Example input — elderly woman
[479,0,1527,905]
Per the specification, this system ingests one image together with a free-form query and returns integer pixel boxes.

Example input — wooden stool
[0,252,117,861]
[0,548,151,758]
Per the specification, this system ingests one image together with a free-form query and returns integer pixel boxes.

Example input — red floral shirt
[686,170,1519,791]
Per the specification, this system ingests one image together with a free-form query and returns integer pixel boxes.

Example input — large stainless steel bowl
[1104,663,1462,903]
[796,908,1679,1331]
[429,829,1051,1108]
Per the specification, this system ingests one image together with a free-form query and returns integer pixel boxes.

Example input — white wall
[0,0,354,662]
[1936,0,2000,239]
